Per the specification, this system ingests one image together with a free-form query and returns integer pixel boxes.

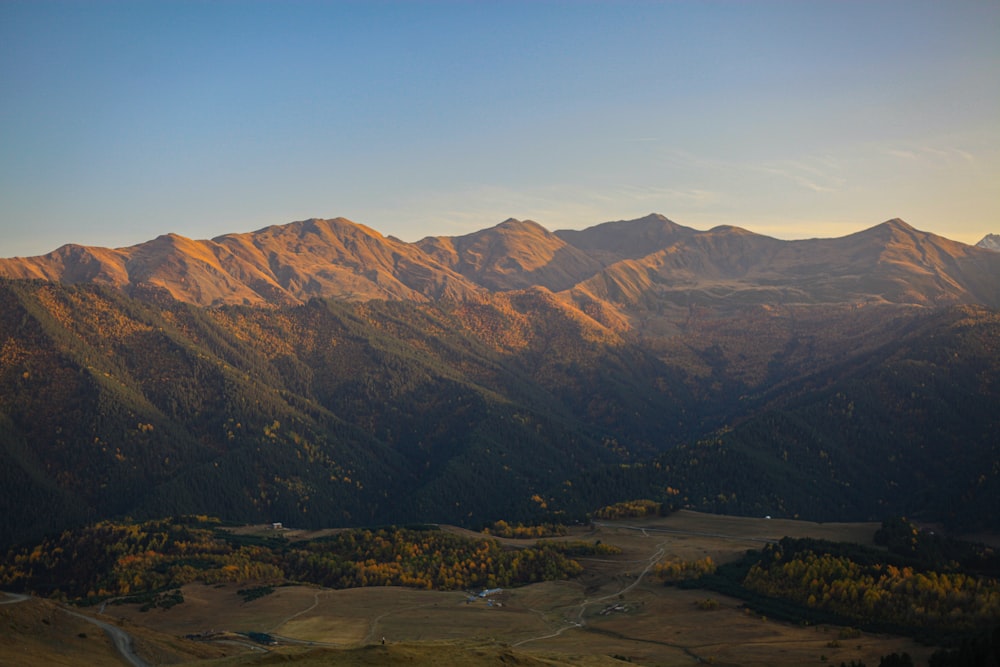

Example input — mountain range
[3,215,999,317]
[1,214,998,548]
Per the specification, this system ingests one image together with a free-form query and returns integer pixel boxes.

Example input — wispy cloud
[885,144,977,165]
[887,148,920,161]
[758,162,843,194]
[660,149,846,195]
[614,184,717,204]
[363,182,723,239]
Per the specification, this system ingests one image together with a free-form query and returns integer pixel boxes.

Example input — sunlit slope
[417,218,604,291]
[2,216,998,319]
[561,218,1000,318]
[0,218,483,306]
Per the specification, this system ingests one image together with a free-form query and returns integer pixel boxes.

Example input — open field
[2,512,942,666]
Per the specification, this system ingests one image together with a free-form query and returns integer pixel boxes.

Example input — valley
[0,512,942,667]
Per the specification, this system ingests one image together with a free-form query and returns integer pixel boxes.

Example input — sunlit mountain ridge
[2,215,998,322]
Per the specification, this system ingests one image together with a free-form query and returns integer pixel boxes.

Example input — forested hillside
[0,278,692,548]
[549,306,1000,531]
[0,517,587,601]
[2,273,998,548]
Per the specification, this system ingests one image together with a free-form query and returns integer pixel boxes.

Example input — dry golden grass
[178,640,630,666]
[0,596,231,667]
[588,509,880,563]
[276,615,367,644]
[0,597,124,667]
[108,582,349,638]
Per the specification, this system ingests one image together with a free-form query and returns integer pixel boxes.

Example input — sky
[1,0,998,258]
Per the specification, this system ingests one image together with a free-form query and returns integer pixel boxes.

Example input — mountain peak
[845,218,917,241]
[235,216,383,242]
[490,218,551,236]
[638,212,675,224]
[706,224,758,236]
[415,217,599,292]
[881,218,915,231]
[977,233,1000,252]
[554,213,692,260]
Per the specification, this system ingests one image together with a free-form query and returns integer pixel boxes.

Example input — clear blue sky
[2,0,998,258]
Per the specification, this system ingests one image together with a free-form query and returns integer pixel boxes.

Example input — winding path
[3,591,149,666]
[62,608,152,667]
[513,532,669,648]
[513,520,781,661]
[268,588,330,633]
[513,518,772,658]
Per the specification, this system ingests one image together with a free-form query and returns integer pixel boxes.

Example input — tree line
[675,519,1000,646]
[0,516,591,602]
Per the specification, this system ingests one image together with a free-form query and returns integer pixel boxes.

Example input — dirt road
[62,608,152,667]
[2,592,150,667]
